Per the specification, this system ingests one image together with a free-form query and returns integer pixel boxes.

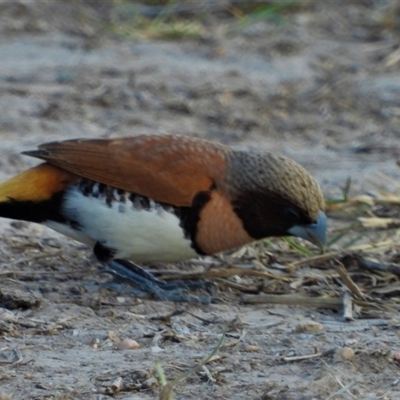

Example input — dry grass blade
[241,294,342,308]
[160,267,291,282]
[347,239,394,252]
[325,380,359,400]
[283,350,322,362]
[335,261,365,300]
[358,217,400,229]
[373,171,400,191]
[322,357,359,400]
[289,252,339,270]
[156,325,228,400]
[0,269,88,277]
[241,293,387,310]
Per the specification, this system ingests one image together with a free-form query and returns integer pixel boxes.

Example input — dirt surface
[1,1,400,399]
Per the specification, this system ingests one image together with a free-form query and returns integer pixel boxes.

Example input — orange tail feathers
[0,163,77,204]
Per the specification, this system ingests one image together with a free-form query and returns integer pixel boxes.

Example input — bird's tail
[0,163,76,223]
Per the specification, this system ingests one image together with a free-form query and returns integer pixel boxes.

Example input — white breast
[44,187,198,263]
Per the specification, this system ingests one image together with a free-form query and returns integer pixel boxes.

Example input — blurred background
[0,0,400,193]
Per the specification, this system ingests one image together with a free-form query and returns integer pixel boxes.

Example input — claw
[98,260,215,304]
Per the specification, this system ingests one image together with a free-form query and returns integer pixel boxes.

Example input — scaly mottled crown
[225,150,324,222]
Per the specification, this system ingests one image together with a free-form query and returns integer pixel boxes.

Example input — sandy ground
[1,1,400,399]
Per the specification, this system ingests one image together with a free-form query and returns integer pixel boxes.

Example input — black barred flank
[76,178,211,255]
[129,192,151,211]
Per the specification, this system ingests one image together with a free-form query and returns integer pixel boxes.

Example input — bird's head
[225,150,327,249]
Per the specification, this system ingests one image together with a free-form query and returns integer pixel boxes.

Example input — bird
[0,134,327,301]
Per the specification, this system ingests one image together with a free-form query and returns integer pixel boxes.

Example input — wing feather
[23,135,228,206]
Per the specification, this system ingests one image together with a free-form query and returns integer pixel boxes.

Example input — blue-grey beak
[288,210,327,249]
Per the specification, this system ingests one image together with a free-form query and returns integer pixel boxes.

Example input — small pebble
[392,351,400,361]
[117,338,140,350]
[244,345,259,352]
[345,339,358,346]
[335,347,354,361]
[294,321,324,333]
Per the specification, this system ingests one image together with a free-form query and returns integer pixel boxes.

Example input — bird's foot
[98,259,214,303]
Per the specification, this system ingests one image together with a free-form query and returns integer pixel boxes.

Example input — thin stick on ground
[335,261,365,300]
[342,290,354,321]
[156,325,228,400]
[282,350,322,362]
[325,381,360,400]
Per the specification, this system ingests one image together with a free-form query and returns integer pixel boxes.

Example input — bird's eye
[284,206,302,223]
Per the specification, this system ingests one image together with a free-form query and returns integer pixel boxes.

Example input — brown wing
[22,135,229,206]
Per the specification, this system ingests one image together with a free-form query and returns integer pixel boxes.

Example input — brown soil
[1,1,400,399]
